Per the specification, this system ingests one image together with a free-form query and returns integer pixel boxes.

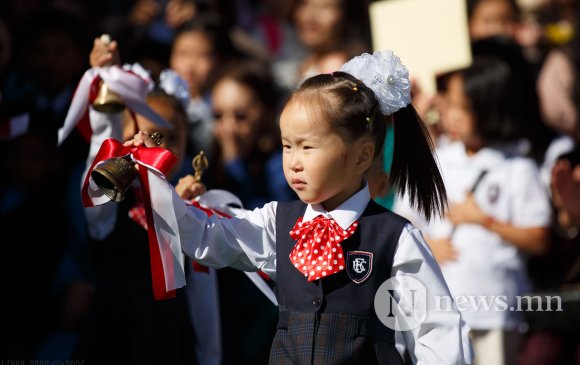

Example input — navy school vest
[270,200,409,365]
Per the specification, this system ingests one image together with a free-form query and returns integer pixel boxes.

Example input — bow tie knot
[289,215,358,281]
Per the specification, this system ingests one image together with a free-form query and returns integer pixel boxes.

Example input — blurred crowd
[0,0,579,364]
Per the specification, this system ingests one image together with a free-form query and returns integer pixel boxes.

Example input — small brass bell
[92,34,125,114]
[91,132,164,202]
[93,80,125,113]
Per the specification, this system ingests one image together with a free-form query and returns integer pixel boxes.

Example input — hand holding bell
[174,151,209,200]
[92,34,125,114]
[91,132,164,202]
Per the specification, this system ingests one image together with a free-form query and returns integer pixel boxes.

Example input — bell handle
[99,34,116,68]
[192,151,208,183]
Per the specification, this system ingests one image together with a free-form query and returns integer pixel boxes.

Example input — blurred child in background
[396,56,551,365]
[74,37,221,365]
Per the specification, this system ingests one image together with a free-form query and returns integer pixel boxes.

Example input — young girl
[76,38,221,365]
[397,56,551,365]
[120,51,472,364]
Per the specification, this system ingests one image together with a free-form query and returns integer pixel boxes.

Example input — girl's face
[170,31,215,97]
[280,99,366,211]
[469,0,516,40]
[294,0,343,51]
[212,78,263,157]
[441,75,481,150]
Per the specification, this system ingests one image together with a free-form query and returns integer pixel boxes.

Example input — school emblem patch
[487,183,500,204]
[346,251,373,284]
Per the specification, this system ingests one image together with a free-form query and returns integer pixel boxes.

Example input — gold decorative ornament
[192,150,208,183]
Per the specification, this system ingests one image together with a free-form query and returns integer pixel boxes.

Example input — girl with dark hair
[119,50,472,364]
[398,56,551,365]
[74,38,222,365]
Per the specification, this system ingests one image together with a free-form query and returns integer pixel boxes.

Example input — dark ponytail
[390,105,447,221]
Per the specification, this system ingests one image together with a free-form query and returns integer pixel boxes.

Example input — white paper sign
[370,0,472,93]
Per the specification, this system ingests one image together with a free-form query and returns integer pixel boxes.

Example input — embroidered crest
[487,183,500,204]
[346,251,373,284]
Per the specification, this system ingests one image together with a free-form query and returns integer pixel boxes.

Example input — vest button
[312,297,321,307]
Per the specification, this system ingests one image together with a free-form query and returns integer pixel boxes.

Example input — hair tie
[352,86,358,92]
[339,50,411,115]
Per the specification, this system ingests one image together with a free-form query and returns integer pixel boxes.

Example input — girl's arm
[476,219,548,255]
[447,193,549,255]
[448,159,551,255]
[127,131,278,278]
[391,225,473,365]
[174,193,278,279]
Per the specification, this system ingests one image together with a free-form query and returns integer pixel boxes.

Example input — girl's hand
[447,192,486,226]
[123,130,158,148]
[175,175,207,200]
[426,237,458,264]
[89,37,120,68]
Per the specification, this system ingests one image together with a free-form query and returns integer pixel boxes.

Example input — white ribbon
[86,155,186,294]
[148,167,187,292]
[58,65,171,146]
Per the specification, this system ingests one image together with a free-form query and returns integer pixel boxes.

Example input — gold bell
[92,34,125,114]
[91,132,164,202]
[92,79,125,113]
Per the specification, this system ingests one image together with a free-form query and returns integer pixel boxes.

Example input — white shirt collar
[303,184,371,230]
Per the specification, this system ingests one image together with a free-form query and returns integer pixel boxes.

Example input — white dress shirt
[174,184,473,365]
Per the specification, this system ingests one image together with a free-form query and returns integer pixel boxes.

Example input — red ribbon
[82,138,178,300]
[289,216,358,282]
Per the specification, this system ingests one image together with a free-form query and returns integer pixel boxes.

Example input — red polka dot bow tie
[289,215,358,281]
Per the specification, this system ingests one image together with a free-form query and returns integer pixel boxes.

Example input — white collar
[303,184,371,230]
